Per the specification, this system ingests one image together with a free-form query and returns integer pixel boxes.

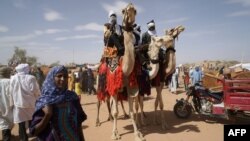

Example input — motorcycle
[174,83,227,119]
[174,76,250,120]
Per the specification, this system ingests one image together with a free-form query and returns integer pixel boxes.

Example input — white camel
[135,26,185,130]
[134,36,163,127]
[153,25,185,130]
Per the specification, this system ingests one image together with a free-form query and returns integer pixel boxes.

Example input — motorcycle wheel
[174,101,192,119]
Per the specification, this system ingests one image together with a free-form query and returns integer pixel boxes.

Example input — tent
[229,63,250,70]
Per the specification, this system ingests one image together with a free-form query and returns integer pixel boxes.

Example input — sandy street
[1,81,249,141]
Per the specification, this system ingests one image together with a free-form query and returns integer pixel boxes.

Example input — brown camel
[108,3,146,141]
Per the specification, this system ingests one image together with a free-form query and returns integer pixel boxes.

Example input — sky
[0,0,250,65]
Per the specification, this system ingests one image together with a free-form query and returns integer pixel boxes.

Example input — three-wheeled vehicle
[174,77,250,120]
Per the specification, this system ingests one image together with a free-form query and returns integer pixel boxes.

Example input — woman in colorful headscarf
[29,65,87,141]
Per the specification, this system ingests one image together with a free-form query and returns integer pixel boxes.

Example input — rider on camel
[141,20,158,70]
[104,10,124,57]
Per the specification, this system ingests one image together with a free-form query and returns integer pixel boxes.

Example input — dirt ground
[1,79,249,141]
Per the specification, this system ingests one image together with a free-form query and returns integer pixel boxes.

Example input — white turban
[109,10,117,17]
[147,20,155,29]
[15,63,30,74]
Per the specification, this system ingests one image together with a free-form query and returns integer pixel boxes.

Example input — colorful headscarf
[35,65,78,111]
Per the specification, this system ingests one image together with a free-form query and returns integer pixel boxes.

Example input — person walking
[183,70,190,91]
[0,67,13,141]
[170,70,178,94]
[10,63,41,141]
[68,70,75,91]
[29,65,87,141]
[87,68,96,95]
[75,78,82,100]
[191,66,204,85]
[82,66,88,93]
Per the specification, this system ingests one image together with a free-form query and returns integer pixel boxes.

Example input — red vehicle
[174,78,250,120]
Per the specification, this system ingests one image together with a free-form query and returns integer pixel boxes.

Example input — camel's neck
[165,51,176,78]
[122,31,135,77]
[122,25,134,32]
[149,61,159,80]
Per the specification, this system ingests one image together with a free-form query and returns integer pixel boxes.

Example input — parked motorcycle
[174,76,250,121]
[173,83,225,119]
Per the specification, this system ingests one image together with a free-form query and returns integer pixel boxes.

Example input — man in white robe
[0,67,13,141]
[10,64,40,141]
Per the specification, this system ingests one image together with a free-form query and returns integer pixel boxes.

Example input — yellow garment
[75,82,82,95]
[68,73,75,91]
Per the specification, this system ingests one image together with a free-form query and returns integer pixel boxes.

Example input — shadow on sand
[120,110,239,137]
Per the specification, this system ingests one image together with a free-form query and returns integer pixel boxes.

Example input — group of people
[102,10,164,98]
[68,66,97,98]
[166,65,204,94]
[0,64,87,141]
[181,66,204,91]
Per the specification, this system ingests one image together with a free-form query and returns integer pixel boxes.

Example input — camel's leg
[139,95,147,126]
[120,100,129,119]
[111,95,121,140]
[158,83,169,130]
[107,97,113,121]
[96,100,101,126]
[153,87,160,125]
[128,95,146,141]
[135,96,140,127]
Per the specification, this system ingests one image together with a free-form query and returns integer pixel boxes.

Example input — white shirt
[10,74,40,108]
[0,78,14,129]
[10,74,40,123]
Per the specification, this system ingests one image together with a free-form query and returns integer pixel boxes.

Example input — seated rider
[104,10,124,57]
[140,20,158,70]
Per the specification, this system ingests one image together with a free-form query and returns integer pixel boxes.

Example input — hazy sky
[0,0,250,65]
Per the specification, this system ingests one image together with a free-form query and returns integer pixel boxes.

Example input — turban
[15,63,30,74]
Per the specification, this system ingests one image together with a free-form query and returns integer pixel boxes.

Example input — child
[75,78,82,100]
[183,71,190,91]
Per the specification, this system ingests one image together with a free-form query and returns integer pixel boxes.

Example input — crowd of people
[68,66,97,97]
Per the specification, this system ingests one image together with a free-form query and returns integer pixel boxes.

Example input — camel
[152,25,185,130]
[134,36,163,127]
[95,89,129,127]
[134,26,185,130]
[106,3,145,141]
[95,64,129,127]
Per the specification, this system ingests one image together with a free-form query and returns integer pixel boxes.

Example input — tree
[8,47,38,67]
[27,56,37,66]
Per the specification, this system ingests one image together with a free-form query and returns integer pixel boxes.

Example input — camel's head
[163,25,185,78]
[122,3,137,30]
[103,23,111,40]
[165,25,185,39]
[162,25,185,49]
[148,36,163,61]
